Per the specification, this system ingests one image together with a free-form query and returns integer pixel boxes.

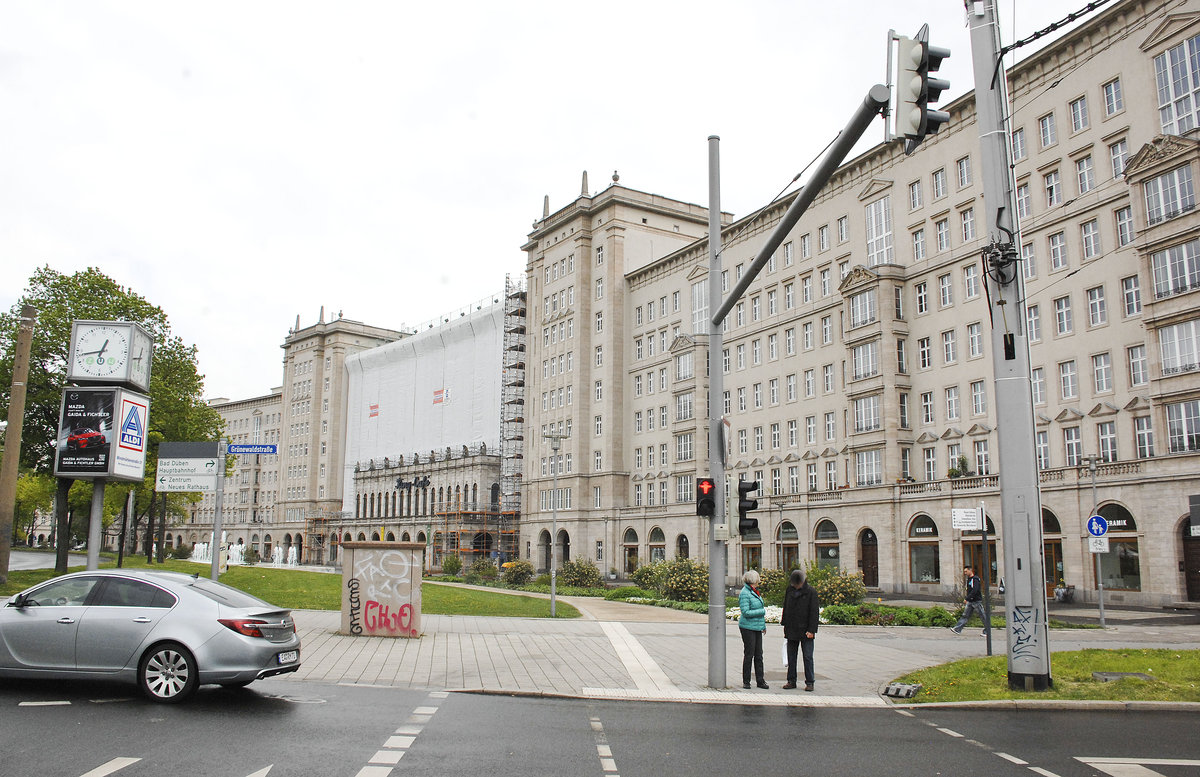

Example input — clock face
[73,324,130,378]
[130,329,152,386]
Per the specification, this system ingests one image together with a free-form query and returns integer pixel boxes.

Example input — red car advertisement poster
[54,388,116,476]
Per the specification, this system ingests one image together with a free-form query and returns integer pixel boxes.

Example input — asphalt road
[6,549,89,571]
[1,679,1197,777]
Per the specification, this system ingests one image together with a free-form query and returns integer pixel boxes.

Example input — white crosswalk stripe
[1076,757,1200,777]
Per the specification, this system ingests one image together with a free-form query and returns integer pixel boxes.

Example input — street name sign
[228,444,277,455]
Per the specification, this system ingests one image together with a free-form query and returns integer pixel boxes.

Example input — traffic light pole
[705,85,891,689]
[706,136,728,690]
[966,0,1052,690]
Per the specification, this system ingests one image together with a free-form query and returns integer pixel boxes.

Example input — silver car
[0,569,301,703]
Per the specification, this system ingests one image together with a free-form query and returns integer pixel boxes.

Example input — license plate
[277,650,298,664]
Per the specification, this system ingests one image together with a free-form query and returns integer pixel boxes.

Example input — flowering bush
[804,561,867,606]
[469,557,499,581]
[501,559,535,586]
[659,558,709,602]
[559,557,604,588]
[758,568,788,605]
[631,560,666,591]
[726,605,784,623]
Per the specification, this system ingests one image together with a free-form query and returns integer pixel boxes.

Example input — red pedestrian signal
[696,477,716,517]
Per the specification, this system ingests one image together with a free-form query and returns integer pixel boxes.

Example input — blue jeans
[786,637,815,685]
[953,600,986,631]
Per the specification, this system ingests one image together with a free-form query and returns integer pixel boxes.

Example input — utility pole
[0,305,38,584]
[966,0,1052,690]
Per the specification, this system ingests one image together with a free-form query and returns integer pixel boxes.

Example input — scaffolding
[434,497,519,566]
[499,274,526,555]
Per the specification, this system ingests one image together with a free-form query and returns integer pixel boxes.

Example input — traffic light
[696,477,716,517]
[737,479,760,534]
[896,24,950,155]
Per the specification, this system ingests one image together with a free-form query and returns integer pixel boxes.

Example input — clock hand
[96,339,109,358]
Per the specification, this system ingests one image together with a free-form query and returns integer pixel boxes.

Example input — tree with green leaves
[0,266,224,581]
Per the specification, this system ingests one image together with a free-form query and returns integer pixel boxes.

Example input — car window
[21,576,100,607]
[94,578,176,608]
[187,578,273,609]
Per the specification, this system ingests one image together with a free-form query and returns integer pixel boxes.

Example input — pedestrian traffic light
[896,24,950,155]
[737,479,760,534]
[696,477,716,518]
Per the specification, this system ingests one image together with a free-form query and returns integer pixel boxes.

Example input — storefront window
[1094,505,1139,590]
[908,514,940,583]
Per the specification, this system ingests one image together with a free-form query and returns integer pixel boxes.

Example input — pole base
[1008,672,1053,692]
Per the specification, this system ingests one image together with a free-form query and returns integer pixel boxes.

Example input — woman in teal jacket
[738,569,768,689]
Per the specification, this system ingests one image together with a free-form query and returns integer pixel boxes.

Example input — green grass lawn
[892,648,1200,703]
[1,555,580,618]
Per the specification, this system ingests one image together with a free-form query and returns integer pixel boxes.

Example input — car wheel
[138,642,198,703]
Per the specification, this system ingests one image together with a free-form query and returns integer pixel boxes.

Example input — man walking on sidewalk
[951,566,985,635]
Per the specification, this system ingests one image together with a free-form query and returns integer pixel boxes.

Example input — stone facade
[520,0,1200,606]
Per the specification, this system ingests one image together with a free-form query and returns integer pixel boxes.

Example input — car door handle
[57,617,76,624]
[132,617,152,624]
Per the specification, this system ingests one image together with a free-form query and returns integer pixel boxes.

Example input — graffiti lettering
[363,600,418,637]
[352,550,412,601]
[347,578,363,635]
[1009,606,1039,661]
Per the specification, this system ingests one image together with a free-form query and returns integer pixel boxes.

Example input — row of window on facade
[355,482,496,519]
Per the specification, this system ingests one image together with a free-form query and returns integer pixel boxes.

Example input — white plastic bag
[780,639,789,669]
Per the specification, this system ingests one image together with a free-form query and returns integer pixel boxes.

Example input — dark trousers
[740,628,764,684]
[786,637,816,686]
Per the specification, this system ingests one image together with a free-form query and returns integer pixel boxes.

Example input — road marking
[245,768,273,777]
[894,709,915,717]
[19,700,71,706]
[599,621,678,693]
[1076,758,1200,777]
[354,692,443,777]
[589,716,621,776]
[936,727,964,738]
[996,753,1028,765]
[1028,768,1063,777]
[79,758,141,777]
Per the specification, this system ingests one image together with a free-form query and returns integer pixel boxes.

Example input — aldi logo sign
[120,400,145,451]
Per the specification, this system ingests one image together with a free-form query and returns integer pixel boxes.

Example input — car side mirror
[10,593,29,608]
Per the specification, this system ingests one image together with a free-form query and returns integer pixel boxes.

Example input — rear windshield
[186,577,275,609]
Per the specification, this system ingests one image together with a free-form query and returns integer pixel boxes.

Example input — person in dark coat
[780,568,820,691]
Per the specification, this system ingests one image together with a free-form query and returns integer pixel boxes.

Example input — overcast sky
[1,0,1087,400]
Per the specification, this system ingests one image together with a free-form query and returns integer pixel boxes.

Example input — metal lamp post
[1081,454,1105,627]
[545,431,568,617]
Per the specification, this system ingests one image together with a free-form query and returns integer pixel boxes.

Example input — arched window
[622,528,639,575]
[908,514,939,583]
[401,531,411,542]
[777,521,799,570]
[814,519,839,570]
[676,534,690,559]
[649,527,666,562]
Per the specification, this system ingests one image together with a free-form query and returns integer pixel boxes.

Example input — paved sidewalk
[281,592,1200,707]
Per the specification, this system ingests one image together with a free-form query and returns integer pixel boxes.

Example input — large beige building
[522,0,1200,606]
[185,311,405,561]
